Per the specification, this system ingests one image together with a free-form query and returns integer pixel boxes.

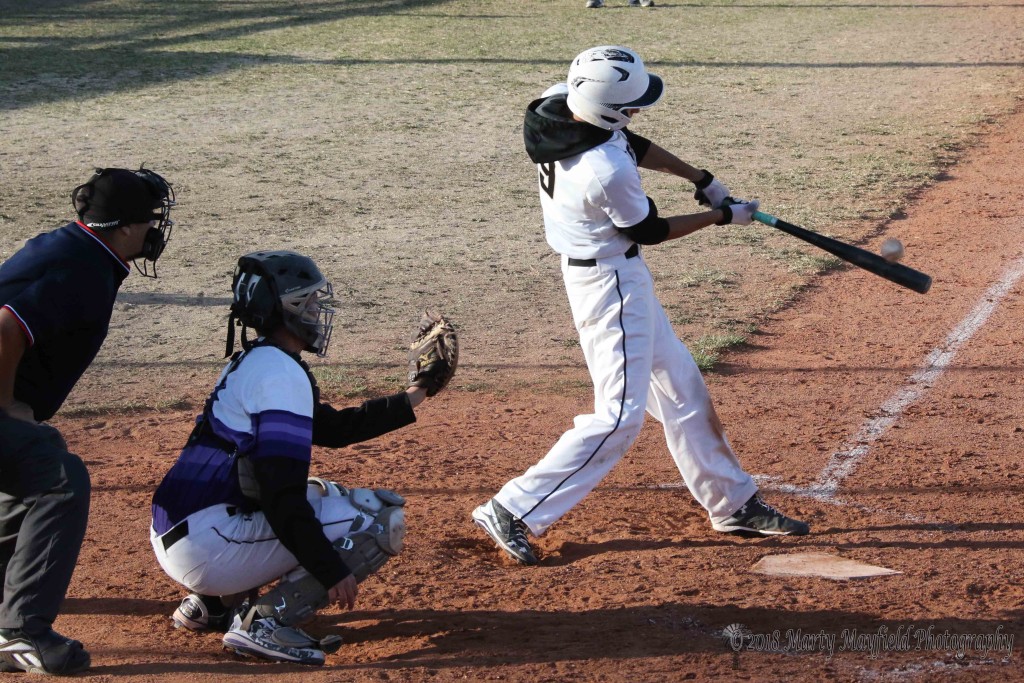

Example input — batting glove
[716,199,760,226]
[693,170,731,209]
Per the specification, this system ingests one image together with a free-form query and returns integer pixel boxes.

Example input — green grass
[679,267,736,289]
[690,332,749,371]
[3,0,1023,404]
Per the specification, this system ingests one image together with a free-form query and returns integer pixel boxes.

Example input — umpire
[0,167,175,675]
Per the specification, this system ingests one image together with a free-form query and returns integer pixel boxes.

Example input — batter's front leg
[645,305,757,520]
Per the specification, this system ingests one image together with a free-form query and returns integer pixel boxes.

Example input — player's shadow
[823,521,1024,534]
[55,599,1023,674]
[451,517,1024,565]
[116,292,233,307]
[310,605,1024,672]
[446,529,804,567]
[541,536,791,565]
[60,597,170,616]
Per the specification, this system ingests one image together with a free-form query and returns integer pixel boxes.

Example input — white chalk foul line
[807,252,1024,500]
[658,250,1024,513]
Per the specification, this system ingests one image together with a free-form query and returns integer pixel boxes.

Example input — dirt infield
[45,99,1024,681]
[4,1,1024,679]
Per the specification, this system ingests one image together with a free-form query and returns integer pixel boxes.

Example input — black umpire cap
[71,167,167,230]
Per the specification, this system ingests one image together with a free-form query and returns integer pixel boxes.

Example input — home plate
[752,553,901,580]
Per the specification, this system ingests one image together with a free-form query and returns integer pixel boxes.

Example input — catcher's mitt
[407,311,458,396]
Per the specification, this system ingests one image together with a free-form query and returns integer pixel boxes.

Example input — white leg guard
[251,480,406,627]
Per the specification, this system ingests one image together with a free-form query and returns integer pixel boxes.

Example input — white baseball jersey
[496,94,757,534]
[152,338,416,598]
[539,130,649,260]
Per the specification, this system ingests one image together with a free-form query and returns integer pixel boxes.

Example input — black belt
[567,243,639,267]
[161,506,237,551]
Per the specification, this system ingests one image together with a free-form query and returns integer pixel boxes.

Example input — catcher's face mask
[283,283,336,357]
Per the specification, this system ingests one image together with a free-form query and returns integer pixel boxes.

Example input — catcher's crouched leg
[246,480,406,639]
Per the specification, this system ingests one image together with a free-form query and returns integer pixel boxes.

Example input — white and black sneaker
[585,0,605,7]
[472,499,538,565]
[712,494,810,536]
[0,627,90,675]
[222,614,326,665]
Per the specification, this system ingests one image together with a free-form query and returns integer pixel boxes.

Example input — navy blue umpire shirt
[0,221,130,422]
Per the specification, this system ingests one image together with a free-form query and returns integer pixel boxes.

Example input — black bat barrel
[753,212,932,294]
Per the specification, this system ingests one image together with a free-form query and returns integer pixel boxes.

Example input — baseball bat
[752,210,932,294]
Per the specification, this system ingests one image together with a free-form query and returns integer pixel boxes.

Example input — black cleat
[712,494,810,536]
[472,499,539,565]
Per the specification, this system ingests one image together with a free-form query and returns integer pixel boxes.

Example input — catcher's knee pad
[254,484,406,626]
[335,485,407,579]
[307,476,345,498]
[308,477,406,551]
[337,504,406,579]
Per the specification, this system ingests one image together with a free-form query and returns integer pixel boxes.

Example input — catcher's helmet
[565,46,664,131]
[230,251,335,357]
[70,166,175,276]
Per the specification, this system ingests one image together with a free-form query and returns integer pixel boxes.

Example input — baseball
[880,238,905,262]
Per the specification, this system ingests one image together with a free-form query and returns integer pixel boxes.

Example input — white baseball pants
[495,251,757,535]
[151,483,359,596]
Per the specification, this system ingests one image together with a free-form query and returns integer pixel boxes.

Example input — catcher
[149,250,456,665]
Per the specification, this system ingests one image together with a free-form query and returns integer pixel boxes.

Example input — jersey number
[538,162,555,198]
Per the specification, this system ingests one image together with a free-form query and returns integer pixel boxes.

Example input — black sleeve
[616,197,670,245]
[312,390,417,448]
[253,455,350,590]
[623,129,653,165]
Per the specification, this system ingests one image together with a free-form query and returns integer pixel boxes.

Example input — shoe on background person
[585,0,604,7]
[472,499,538,565]
[0,626,91,675]
[712,494,810,536]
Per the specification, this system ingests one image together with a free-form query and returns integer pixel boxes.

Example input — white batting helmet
[541,82,569,98]
[565,46,664,131]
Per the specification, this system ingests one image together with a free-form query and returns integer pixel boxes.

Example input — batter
[473,46,809,565]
